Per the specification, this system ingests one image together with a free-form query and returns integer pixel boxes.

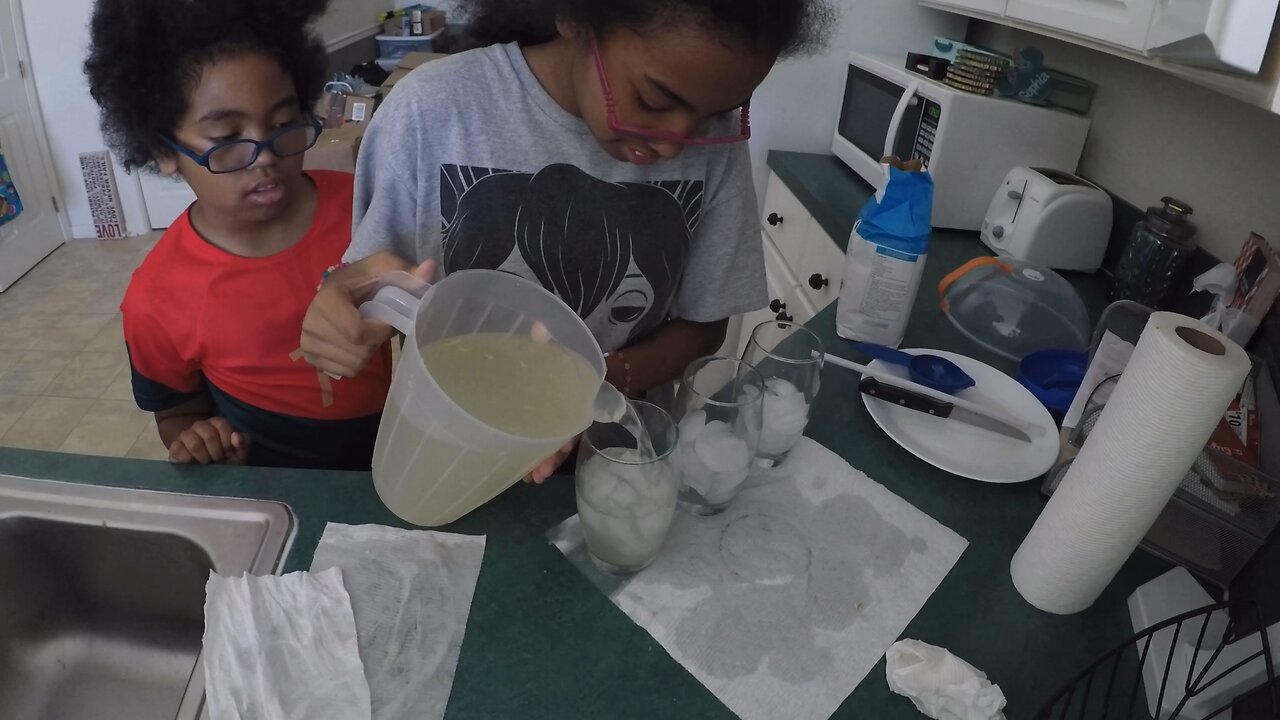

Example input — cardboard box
[343,94,377,124]
[382,67,413,90]
[422,9,445,34]
[400,51,446,71]
[380,52,448,96]
[380,6,444,36]
[304,123,366,174]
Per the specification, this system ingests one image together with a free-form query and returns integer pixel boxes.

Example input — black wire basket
[1036,601,1279,719]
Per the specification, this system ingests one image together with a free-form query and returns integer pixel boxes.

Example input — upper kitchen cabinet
[1147,0,1279,73]
[1005,0,1158,50]
[928,0,1009,15]
[920,0,1280,113]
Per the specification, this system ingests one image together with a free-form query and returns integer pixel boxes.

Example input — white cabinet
[922,0,1280,112]
[732,234,804,358]
[722,171,848,357]
[1147,0,1280,73]
[797,229,847,313]
[929,0,1010,14]
[1006,0,1159,50]
[760,174,814,273]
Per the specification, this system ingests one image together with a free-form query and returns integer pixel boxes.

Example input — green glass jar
[1110,197,1197,309]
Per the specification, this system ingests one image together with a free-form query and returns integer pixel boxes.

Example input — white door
[0,0,66,291]
[1006,0,1159,49]
[139,171,195,229]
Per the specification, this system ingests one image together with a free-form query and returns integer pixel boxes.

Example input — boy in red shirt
[85,0,393,469]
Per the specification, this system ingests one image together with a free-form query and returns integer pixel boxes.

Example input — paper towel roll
[1010,312,1250,614]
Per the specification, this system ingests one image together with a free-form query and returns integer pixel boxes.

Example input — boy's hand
[301,255,436,378]
[168,417,251,465]
[524,438,578,485]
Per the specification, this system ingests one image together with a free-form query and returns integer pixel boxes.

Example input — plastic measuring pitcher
[360,269,620,527]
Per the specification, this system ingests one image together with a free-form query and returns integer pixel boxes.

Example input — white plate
[861,349,1059,483]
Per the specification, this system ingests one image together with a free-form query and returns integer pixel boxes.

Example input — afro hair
[459,0,833,58]
[85,0,330,172]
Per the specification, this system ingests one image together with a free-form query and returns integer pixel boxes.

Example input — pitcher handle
[358,270,432,337]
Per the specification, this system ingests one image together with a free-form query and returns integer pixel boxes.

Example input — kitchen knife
[858,376,1034,443]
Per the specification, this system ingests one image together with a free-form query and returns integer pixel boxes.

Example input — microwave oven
[832,52,1092,231]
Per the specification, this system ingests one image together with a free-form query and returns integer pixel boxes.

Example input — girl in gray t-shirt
[301,0,831,479]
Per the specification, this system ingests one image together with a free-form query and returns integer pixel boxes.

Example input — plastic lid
[938,257,1092,361]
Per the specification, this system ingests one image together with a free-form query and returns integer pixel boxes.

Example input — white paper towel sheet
[202,569,372,720]
[549,438,968,720]
[310,523,486,720]
[1011,313,1251,614]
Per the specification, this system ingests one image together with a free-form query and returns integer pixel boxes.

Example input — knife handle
[859,377,955,418]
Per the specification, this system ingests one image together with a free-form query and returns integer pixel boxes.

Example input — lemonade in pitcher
[372,332,600,525]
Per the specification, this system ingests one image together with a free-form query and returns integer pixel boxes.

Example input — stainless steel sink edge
[0,474,298,720]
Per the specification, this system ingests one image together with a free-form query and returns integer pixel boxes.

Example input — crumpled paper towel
[1195,263,1260,346]
[202,568,372,720]
[310,523,486,720]
[885,640,1006,720]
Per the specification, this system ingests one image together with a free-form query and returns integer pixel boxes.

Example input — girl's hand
[525,438,579,484]
[168,417,251,465]
[301,255,435,378]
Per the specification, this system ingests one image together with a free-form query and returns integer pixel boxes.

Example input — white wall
[970,21,1280,261]
[22,0,151,239]
[317,0,396,50]
[747,0,968,202]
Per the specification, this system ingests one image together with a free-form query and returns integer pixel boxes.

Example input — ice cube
[678,410,708,444]
[694,428,751,474]
[577,490,676,568]
[580,452,664,516]
[755,377,809,456]
[758,427,804,457]
[765,377,799,398]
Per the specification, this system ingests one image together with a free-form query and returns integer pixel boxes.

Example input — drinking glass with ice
[673,356,764,515]
[575,400,681,575]
[741,321,824,465]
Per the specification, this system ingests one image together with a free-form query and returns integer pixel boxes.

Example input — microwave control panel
[911,100,941,169]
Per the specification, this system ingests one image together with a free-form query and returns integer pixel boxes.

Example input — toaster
[980,167,1113,272]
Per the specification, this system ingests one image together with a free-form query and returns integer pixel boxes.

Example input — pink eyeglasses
[590,34,751,146]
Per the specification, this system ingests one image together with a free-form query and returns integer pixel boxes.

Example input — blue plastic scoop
[854,342,976,394]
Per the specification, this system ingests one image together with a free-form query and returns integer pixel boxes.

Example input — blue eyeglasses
[162,118,324,174]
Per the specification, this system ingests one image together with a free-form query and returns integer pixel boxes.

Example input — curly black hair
[84,0,330,172]
[458,0,833,58]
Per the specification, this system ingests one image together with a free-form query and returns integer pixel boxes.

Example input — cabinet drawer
[733,234,795,358]
[796,228,846,312]
[760,173,813,272]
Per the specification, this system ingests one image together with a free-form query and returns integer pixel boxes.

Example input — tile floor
[0,232,172,460]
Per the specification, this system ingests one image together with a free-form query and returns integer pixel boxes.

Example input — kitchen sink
[0,474,294,720]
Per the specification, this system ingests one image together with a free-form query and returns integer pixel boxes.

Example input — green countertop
[0,152,1164,719]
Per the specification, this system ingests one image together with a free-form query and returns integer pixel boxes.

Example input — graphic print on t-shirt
[440,163,704,350]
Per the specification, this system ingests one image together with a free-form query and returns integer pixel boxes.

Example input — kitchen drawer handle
[808,274,829,290]
[776,310,794,323]
[769,298,787,313]
[767,212,783,227]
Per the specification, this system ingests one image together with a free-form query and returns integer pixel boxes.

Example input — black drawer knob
[808,273,829,290]
[767,212,783,227]
[769,298,786,313]
[776,311,794,323]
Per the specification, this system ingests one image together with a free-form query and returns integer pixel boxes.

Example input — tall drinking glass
[741,320,824,465]
[674,356,764,515]
[575,401,680,575]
